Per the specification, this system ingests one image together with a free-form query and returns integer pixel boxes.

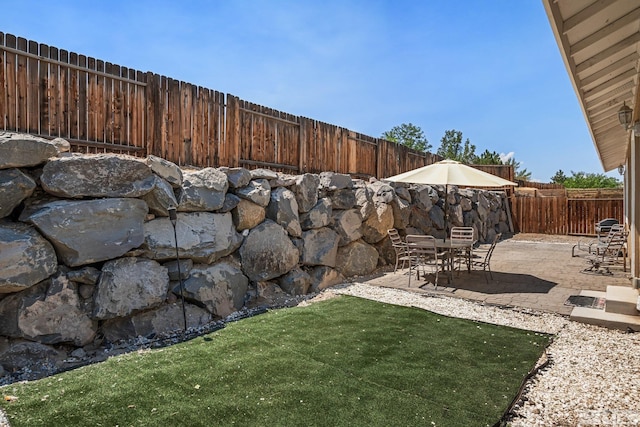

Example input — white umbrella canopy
[384,159,517,240]
[384,159,518,187]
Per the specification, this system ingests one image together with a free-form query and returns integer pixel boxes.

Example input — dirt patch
[297,290,340,307]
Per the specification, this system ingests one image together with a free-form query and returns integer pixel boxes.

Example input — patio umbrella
[384,159,518,237]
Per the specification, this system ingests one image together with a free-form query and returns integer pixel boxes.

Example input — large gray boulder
[301,227,340,267]
[319,172,352,190]
[177,168,228,211]
[294,173,320,213]
[331,209,363,245]
[266,187,302,237]
[146,155,183,188]
[23,198,148,267]
[15,274,97,346]
[102,302,211,342]
[300,198,332,230]
[410,185,437,211]
[142,212,242,263]
[0,168,36,218]
[221,167,252,189]
[0,222,57,293]
[0,132,59,169]
[40,154,155,198]
[93,257,170,320]
[179,261,249,317]
[335,240,379,277]
[234,178,271,207]
[239,220,299,281]
[141,175,178,217]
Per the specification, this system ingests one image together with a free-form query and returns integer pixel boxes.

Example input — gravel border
[332,282,640,426]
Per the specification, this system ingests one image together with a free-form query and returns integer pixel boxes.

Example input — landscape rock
[361,203,394,244]
[331,209,363,245]
[354,186,375,220]
[335,240,379,277]
[66,267,101,285]
[23,198,148,267]
[239,220,299,281]
[93,257,170,320]
[277,267,311,296]
[0,341,62,371]
[266,187,301,237]
[179,261,249,317]
[221,167,252,189]
[146,155,183,188]
[0,132,59,169]
[232,199,266,231]
[250,168,278,180]
[391,195,411,230]
[220,193,241,213]
[0,221,58,293]
[325,189,357,210]
[17,273,97,346]
[294,173,320,213]
[0,168,36,218]
[40,154,155,198]
[300,198,332,230]
[369,181,395,205]
[163,259,193,281]
[319,172,352,190]
[234,178,271,207]
[141,175,178,217]
[142,212,242,263]
[177,168,228,211]
[102,303,211,342]
[307,266,345,292]
[301,227,340,267]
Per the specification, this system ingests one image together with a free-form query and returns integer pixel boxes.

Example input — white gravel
[332,282,640,426]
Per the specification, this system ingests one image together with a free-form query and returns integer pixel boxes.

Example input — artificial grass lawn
[1,296,551,426]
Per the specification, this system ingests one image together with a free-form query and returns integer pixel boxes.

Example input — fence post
[225,94,240,167]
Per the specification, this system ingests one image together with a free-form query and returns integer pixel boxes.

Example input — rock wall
[0,132,511,374]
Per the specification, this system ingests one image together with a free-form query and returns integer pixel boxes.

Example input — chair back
[406,235,438,258]
[482,233,502,262]
[387,229,403,246]
[450,227,475,244]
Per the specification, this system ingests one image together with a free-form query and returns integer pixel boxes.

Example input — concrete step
[570,306,640,332]
[570,290,640,332]
[605,286,639,316]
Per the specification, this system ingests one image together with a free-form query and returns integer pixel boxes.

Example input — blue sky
[3,0,613,182]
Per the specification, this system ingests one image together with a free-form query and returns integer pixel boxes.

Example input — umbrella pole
[444,184,448,242]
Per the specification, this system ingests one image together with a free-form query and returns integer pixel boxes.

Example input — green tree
[436,129,476,163]
[504,156,532,181]
[475,149,503,165]
[381,123,431,152]
[561,171,621,188]
[550,169,568,184]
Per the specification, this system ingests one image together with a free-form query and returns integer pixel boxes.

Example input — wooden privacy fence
[1,31,457,178]
[512,195,624,236]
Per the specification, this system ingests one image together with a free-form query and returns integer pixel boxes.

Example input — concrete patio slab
[358,235,633,317]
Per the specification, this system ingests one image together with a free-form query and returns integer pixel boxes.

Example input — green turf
[0,296,551,426]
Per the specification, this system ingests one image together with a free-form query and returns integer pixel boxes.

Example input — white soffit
[543,0,640,172]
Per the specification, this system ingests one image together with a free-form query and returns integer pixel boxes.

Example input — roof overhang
[543,0,640,172]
